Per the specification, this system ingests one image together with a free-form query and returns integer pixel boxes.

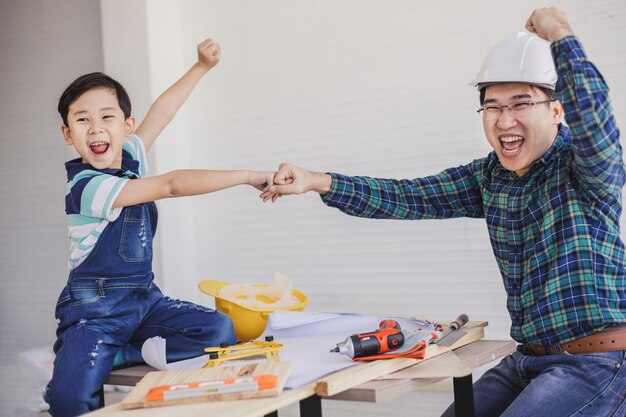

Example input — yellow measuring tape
[203,339,284,367]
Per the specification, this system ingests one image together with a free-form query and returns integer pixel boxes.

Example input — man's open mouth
[500,135,524,154]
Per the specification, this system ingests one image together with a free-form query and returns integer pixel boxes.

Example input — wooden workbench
[330,339,515,403]
[88,337,515,417]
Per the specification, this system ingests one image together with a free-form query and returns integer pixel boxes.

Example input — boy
[44,38,274,416]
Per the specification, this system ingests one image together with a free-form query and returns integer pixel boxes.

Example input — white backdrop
[100,0,626,343]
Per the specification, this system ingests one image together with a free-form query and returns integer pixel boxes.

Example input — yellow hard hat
[199,279,309,342]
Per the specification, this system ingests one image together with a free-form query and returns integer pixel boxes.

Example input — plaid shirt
[321,36,626,346]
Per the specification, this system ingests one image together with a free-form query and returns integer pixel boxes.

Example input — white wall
[0,0,105,350]
[0,0,104,414]
[162,0,626,342]
[117,4,626,414]
[101,0,626,343]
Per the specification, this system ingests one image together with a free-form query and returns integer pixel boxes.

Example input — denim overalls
[44,194,235,416]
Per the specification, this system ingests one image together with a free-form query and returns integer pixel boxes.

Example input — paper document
[140,311,438,389]
[261,311,438,389]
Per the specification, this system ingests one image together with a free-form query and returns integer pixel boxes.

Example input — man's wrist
[313,173,332,195]
[548,26,574,43]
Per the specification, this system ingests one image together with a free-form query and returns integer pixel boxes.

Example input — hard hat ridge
[472,31,557,91]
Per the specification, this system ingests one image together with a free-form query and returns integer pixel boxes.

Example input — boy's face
[61,87,135,170]
[482,83,562,177]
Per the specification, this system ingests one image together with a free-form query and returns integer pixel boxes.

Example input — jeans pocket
[118,205,152,262]
[69,281,103,305]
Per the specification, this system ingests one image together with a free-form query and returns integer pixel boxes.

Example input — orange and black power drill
[330,320,405,359]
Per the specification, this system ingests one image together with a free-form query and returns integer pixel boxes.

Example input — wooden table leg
[299,394,323,417]
[452,374,474,417]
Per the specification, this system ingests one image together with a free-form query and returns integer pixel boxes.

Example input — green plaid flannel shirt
[321,36,626,346]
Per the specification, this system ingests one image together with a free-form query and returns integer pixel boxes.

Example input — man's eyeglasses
[477,99,556,120]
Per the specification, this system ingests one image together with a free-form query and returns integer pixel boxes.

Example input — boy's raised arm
[135,38,221,151]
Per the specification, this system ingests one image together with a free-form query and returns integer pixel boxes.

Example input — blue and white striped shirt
[64,135,147,269]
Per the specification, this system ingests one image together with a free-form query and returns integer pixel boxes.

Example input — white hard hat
[472,31,557,91]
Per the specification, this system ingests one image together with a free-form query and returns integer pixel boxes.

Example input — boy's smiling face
[61,87,135,170]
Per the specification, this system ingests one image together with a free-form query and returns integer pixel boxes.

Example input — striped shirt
[321,36,626,346]
[64,135,147,270]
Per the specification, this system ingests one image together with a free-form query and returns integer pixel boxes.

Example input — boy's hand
[196,38,222,71]
[525,7,574,42]
[247,171,276,192]
[135,37,221,152]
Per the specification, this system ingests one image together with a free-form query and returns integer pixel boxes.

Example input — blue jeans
[44,277,236,417]
[45,200,236,416]
[441,348,626,417]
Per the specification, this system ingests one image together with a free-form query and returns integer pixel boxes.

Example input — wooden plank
[329,339,516,403]
[120,361,291,410]
[86,383,317,417]
[315,356,418,397]
[328,377,447,402]
[383,338,513,379]
[375,331,487,381]
[315,322,485,397]
[454,339,516,368]
[377,352,471,379]
[105,365,154,386]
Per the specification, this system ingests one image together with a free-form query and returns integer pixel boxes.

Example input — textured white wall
[0,0,104,358]
[150,4,626,413]
[0,0,104,413]
[161,0,626,343]
[98,1,626,346]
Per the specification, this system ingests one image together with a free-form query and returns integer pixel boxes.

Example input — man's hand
[196,38,221,71]
[260,163,332,202]
[525,7,574,43]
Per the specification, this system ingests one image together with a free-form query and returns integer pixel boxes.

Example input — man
[264,7,626,417]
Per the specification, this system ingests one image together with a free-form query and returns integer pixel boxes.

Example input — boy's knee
[213,311,237,344]
[182,310,236,347]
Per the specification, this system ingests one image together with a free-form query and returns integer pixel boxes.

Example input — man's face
[61,87,135,170]
[482,83,561,177]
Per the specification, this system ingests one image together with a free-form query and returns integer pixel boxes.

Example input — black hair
[479,85,556,105]
[58,72,131,126]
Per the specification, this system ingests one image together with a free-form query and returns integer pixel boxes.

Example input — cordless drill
[330,319,405,359]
